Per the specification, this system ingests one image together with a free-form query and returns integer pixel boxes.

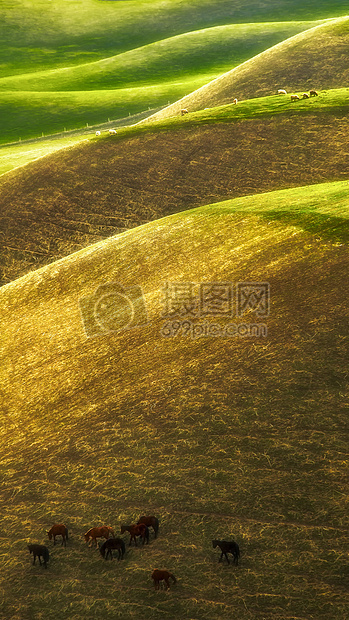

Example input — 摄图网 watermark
[159,281,269,339]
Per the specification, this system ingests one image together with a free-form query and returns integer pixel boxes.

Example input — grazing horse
[212,540,240,565]
[100,538,125,560]
[47,523,68,546]
[152,569,176,590]
[84,526,114,548]
[120,523,149,546]
[28,544,50,569]
[137,515,159,538]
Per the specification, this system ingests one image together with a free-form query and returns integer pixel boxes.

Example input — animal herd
[95,128,117,136]
[93,87,320,137]
[27,516,240,589]
[178,88,319,117]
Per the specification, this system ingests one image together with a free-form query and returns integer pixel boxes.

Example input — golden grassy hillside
[142,17,349,121]
[1,107,348,286]
[0,180,348,619]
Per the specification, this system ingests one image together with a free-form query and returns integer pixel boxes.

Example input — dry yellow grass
[0,107,348,286]
[0,180,348,618]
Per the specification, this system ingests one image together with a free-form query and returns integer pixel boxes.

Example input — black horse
[28,544,50,568]
[212,539,240,565]
[100,537,125,560]
[137,515,159,538]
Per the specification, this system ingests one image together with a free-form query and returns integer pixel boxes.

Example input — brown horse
[137,515,159,538]
[152,569,176,590]
[84,526,114,548]
[120,523,149,546]
[47,523,68,546]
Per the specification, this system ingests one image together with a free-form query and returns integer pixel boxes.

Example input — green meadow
[0,0,348,150]
[1,0,348,77]
[0,21,324,92]
[0,21,325,146]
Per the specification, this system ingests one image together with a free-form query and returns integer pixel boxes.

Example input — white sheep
[95,131,101,136]
[291,95,300,101]
[278,89,287,95]
[109,129,117,135]
[232,98,238,104]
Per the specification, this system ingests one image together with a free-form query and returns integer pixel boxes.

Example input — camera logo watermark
[160,281,269,339]
[79,281,269,339]
[79,282,148,338]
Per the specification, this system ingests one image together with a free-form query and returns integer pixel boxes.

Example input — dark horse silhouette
[212,539,240,565]
[152,569,176,590]
[47,523,68,546]
[120,523,149,546]
[28,544,50,568]
[100,538,125,560]
[137,515,159,538]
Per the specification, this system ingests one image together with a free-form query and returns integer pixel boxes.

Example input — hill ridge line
[0,19,328,85]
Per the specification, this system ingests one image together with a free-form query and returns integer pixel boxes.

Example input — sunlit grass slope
[1,0,347,77]
[0,21,323,92]
[0,180,348,619]
[0,95,348,285]
[143,16,349,121]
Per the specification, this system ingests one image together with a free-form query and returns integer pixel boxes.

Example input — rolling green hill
[1,0,347,78]
[1,1,348,146]
[0,92,348,285]
[142,16,349,122]
[0,20,326,146]
[0,180,348,619]
[0,21,324,92]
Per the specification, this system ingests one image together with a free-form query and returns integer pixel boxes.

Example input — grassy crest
[0,180,348,619]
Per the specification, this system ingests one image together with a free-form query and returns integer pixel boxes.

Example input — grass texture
[0,180,348,619]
